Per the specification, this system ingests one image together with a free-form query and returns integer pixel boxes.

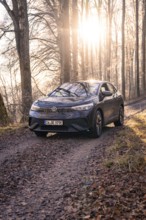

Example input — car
[29,80,124,137]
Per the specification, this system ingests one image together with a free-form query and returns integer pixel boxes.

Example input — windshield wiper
[57,88,78,97]
[78,82,88,95]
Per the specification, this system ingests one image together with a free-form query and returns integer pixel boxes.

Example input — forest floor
[0,99,146,220]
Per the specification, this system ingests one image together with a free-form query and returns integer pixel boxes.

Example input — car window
[107,83,117,94]
[70,83,88,97]
[49,82,88,97]
[100,83,109,92]
[89,83,100,95]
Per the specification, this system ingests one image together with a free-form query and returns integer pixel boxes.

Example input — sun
[79,14,106,46]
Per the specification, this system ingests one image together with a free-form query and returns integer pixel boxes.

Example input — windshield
[49,82,99,97]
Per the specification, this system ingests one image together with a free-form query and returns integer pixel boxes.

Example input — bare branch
[0,0,16,22]
[31,75,46,96]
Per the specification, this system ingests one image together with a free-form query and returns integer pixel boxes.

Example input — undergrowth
[105,110,146,172]
[0,123,27,135]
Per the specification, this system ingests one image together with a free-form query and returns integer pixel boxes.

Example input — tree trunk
[142,0,146,92]
[97,0,102,80]
[94,0,102,79]
[80,0,85,80]
[59,0,71,83]
[106,0,112,81]
[72,0,78,81]
[0,94,9,126]
[85,0,89,79]
[115,26,118,89]
[0,0,32,121]
[135,0,140,97]
[121,0,126,99]
[18,0,32,120]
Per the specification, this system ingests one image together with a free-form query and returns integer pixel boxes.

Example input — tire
[34,131,48,137]
[91,110,103,138]
[114,106,124,126]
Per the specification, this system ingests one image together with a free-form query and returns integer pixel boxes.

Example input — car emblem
[51,106,57,112]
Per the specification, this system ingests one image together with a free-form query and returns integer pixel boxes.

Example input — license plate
[44,120,63,126]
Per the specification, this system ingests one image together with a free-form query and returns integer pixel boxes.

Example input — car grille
[41,125,67,131]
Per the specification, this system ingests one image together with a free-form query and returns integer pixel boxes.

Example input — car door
[107,83,120,120]
[99,83,115,124]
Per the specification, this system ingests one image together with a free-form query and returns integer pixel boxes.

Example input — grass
[0,123,27,135]
[105,110,146,172]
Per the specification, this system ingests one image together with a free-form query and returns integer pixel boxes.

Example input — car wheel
[34,131,48,137]
[91,110,103,138]
[114,106,124,126]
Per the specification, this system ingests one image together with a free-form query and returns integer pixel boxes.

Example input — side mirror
[102,91,112,97]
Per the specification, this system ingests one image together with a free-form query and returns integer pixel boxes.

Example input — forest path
[0,97,146,219]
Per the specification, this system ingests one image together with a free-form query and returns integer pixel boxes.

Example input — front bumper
[29,117,91,133]
[29,106,95,133]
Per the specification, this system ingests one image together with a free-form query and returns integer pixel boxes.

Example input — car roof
[61,80,112,86]
[76,80,107,84]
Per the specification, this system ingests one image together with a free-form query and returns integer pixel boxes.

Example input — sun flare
[79,14,106,46]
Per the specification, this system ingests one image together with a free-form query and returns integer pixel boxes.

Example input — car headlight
[71,103,93,111]
[31,102,41,111]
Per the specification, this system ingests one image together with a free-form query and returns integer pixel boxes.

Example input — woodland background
[0,0,146,123]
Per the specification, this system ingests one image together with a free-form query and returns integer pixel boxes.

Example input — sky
[0,3,6,22]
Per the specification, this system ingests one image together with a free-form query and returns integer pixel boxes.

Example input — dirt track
[0,99,146,220]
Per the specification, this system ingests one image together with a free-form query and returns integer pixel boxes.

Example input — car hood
[36,96,96,107]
